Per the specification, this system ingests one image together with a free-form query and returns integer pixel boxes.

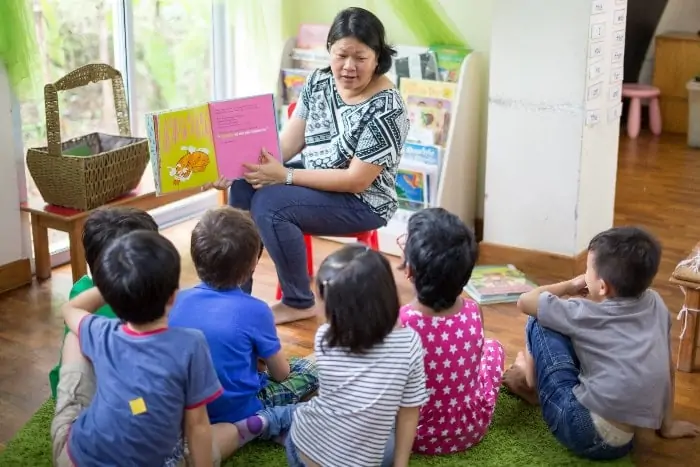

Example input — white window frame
[50,0,232,267]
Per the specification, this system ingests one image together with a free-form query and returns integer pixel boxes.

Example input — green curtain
[384,0,468,48]
[0,0,39,97]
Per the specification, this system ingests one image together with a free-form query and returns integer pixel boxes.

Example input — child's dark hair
[405,208,478,312]
[588,226,661,298]
[317,244,399,354]
[82,207,158,273]
[93,230,180,325]
[190,206,262,290]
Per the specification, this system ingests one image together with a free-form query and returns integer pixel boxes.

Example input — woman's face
[329,36,378,92]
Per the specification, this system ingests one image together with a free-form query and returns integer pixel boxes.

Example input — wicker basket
[26,63,149,211]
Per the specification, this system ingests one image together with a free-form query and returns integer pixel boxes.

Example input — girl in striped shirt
[285,244,429,467]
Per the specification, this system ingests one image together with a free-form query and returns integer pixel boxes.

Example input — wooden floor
[1,133,699,464]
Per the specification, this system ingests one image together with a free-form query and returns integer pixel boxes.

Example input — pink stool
[622,84,662,139]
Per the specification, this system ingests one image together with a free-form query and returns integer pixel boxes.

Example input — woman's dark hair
[405,208,478,312]
[317,243,400,354]
[325,7,397,75]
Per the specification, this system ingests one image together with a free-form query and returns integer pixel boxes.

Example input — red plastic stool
[275,231,380,300]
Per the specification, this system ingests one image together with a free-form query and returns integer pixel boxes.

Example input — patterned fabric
[294,69,410,222]
[258,357,319,408]
[399,300,505,455]
[164,358,318,466]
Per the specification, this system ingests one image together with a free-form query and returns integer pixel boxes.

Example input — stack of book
[463,264,537,305]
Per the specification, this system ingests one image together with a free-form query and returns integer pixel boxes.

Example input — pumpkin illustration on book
[168,146,211,186]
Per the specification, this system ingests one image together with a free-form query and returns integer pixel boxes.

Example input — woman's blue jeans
[526,316,634,460]
[228,178,385,309]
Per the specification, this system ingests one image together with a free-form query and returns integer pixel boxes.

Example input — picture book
[463,264,538,305]
[398,159,439,208]
[296,23,329,49]
[146,94,281,195]
[281,68,311,105]
[396,167,429,211]
[406,101,449,146]
[400,78,457,102]
[402,142,442,168]
[400,79,456,146]
[292,23,330,70]
[429,45,470,82]
[392,51,439,87]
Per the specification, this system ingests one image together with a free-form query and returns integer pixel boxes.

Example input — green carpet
[0,393,634,466]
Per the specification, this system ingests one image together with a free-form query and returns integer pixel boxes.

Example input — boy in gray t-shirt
[504,226,699,460]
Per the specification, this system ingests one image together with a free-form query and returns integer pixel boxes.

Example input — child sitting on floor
[505,226,699,461]
[48,206,158,399]
[52,230,224,466]
[168,206,318,456]
[398,207,505,455]
[286,244,429,467]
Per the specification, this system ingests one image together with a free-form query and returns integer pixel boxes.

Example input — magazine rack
[276,37,482,256]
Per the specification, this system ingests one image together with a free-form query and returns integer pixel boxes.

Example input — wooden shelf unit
[652,32,700,134]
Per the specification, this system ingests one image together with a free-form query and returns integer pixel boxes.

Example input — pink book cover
[208,94,282,180]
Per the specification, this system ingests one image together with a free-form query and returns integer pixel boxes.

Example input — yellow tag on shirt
[129,397,147,415]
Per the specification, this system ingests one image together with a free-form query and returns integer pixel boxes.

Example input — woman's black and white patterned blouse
[293,69,410,222]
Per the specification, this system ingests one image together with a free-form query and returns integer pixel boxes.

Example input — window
[21,0,118,256]
[19,0,228,265]
[132,0,213,192]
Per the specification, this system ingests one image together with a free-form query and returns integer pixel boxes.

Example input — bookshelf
[276,37,483,257]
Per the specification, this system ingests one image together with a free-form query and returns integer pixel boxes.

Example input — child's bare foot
[270,301,317,324]
[503,351,539,405]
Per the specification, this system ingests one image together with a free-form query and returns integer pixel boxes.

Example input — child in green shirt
[48,207,158,398]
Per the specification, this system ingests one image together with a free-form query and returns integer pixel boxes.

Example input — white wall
[484,0,622,256]
[0,65,31,267]
[639,0,700,85]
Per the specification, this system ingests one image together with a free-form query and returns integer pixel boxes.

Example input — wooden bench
[20,187,219,283]
[670,242,700,373]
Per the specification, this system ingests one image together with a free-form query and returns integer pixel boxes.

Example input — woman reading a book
[208,7,409,324]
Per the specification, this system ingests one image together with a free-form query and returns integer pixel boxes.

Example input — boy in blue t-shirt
[49,206,159,399]
[169,206,319,456]
[51,230,223,466]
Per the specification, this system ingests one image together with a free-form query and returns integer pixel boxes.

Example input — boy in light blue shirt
[169,206,319,455]
[51,231,223,466]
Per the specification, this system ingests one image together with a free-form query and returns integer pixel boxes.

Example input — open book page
[152,104,220,194]
[208,94,282,180]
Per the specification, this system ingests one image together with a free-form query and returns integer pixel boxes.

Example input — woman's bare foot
[270,301,317,324]
[502,351,539,405]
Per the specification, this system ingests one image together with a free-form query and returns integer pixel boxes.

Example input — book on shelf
[291,23,330,70]
[429,45,470,83]
[400,78,456,147]
[463,265,537,305]
[390,51,439,87]
[402,141,442,168]
[397,160,439,210]
[145,94,282,195]
[281,68,311,105]
[399,142,442,210]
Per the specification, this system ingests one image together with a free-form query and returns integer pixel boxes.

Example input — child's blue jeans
[258,404,298,440]
[526,316,634,460]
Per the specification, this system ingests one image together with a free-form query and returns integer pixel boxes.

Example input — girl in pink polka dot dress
[398,208,505,455]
